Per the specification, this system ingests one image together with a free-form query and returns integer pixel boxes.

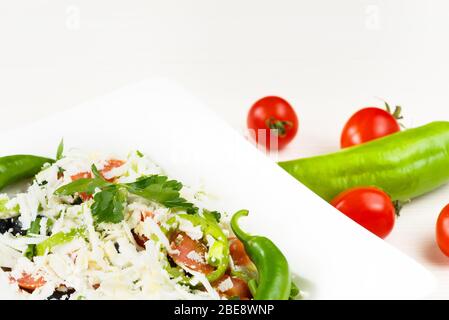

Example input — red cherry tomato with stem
[247,96,299,150]
[331,187,396,239]
[341,103,403,148]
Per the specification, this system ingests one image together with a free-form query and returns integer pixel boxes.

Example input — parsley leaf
[91,186,127,223]
[203,209,221,223]
[136,150,144,158]
[55,178,111,196]
[91,164,103,179]
[55,165,110,197]
[56,139,64,160]
[54,170,197,223]
[124,175,196,212]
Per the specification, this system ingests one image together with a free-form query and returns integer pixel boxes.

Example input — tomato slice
[70,172,93,201]
[100,159,125,182]
[169,232,214,275]
[17,273,46,292]
[229,238,252,267]
[214,275,252,300]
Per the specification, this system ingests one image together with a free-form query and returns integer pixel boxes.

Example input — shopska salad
[0,143,295,300]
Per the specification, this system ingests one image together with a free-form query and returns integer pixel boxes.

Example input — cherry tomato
[247,96,299,150]
[169,232,214,275]
[229,238,252,267]
[214,275,252,300]
[331,187,396,239]
[341,106,401,148]
[436,204,449,257]
[17,273,46,292]
[70,172,93,201]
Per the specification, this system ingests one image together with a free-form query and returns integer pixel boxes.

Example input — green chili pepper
[279,121,449,202]
[177,213,229,283]
[0,155,54,191]
[231,210,291,300]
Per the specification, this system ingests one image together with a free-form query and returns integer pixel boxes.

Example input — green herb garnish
[24,217,42,260]
[91,186,127,223]
[56,139,64,160]
[54,165,197,223]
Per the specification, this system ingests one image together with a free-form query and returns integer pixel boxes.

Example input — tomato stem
[384,101,406,129]
[393,200,405,217]
[265,117,293,137]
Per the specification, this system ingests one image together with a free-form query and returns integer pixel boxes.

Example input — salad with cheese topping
[0,143,296,300]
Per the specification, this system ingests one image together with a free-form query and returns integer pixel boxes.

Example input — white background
[1,0,449,299]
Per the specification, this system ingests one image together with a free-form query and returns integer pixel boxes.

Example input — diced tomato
[70,172,92,180]
[214,275,252,300]
[101,159,125,173]
[17,273,46,292]
[169,232,214,275]
[100,159,125,182]
[132,230,149,248]
[141,211,154,221]
[229,238,252,267]
[131,212,156,248]
[71,172,93,201]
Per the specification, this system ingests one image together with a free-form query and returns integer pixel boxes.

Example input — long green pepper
[231,210,291,300]
[0,155,53,191]
[279,121,449,202]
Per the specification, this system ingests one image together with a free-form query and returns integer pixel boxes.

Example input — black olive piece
[0,218,26,236]
[114,242,120,253]
[47,287,75,300]
[167,255,179,268]
[9,217,27,236]
[0,219,11,234]
[72,197,83,205]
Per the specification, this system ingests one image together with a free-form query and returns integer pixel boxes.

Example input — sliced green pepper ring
[177,213,229,283]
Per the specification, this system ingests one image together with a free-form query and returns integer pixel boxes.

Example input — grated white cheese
[0,149,231,300]
[217,277,234,293]
[186,251,205,264]
[178,218,203,241]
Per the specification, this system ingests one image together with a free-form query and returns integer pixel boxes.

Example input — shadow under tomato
[423,236,449,266]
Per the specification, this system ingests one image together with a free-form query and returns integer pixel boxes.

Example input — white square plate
[0,79,436,299]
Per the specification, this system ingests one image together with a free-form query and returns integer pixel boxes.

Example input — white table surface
[1,0,449,299]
